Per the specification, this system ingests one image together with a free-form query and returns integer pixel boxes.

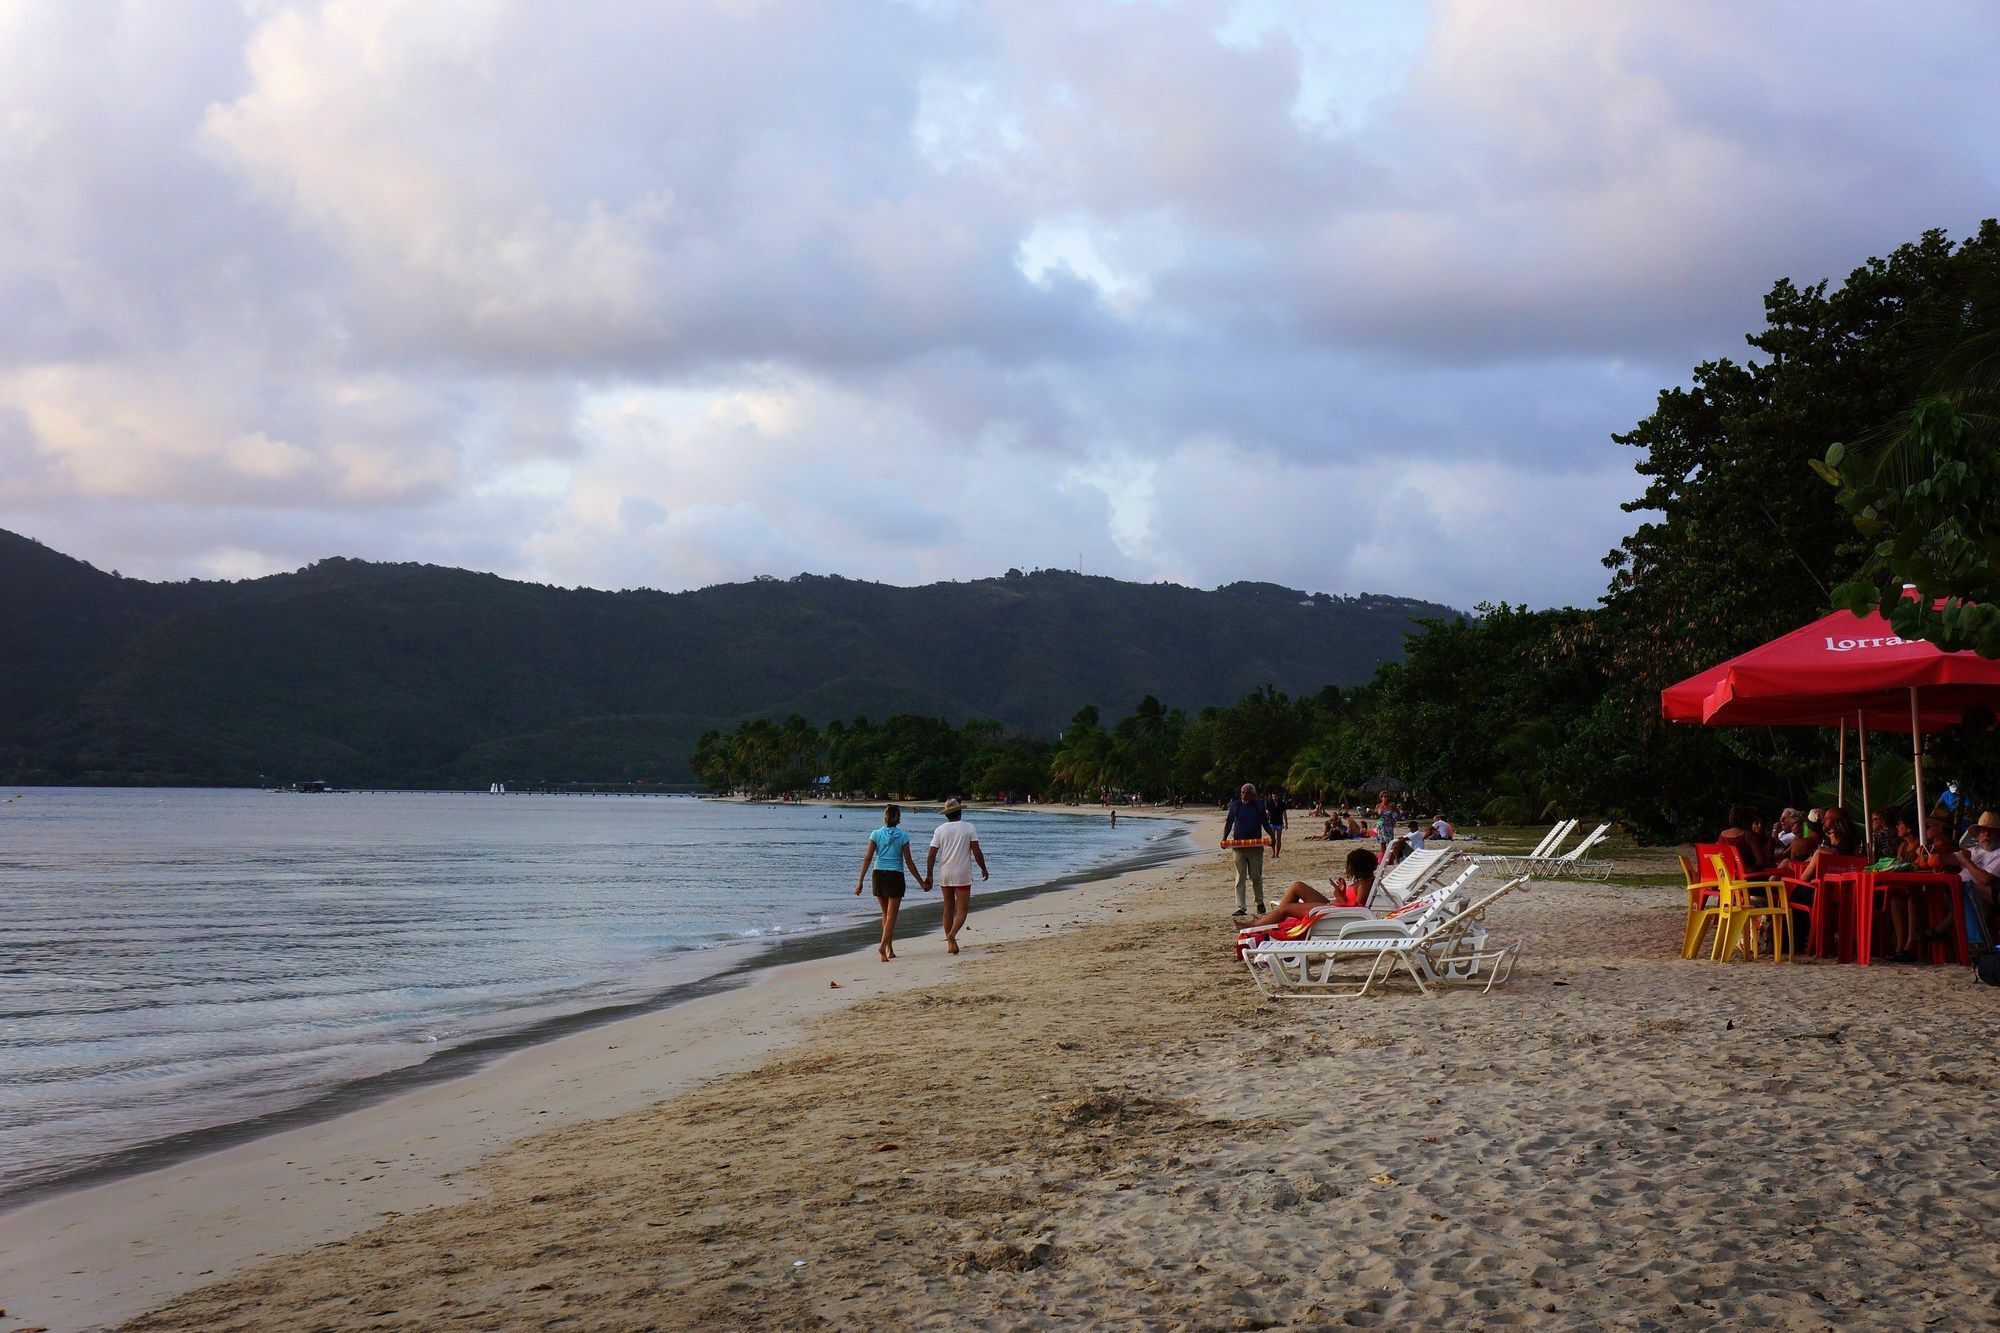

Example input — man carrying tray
[1222,782,1275,918]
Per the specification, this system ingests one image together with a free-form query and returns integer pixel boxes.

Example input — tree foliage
[1579,221,2000,833]
[1815,233,2000,653]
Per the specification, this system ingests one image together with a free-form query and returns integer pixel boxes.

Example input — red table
[1821,870,1968,966]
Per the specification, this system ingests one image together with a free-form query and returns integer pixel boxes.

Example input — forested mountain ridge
[0,528,1457,786]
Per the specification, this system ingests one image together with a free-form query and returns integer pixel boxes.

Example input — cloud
[1,0,1996,610]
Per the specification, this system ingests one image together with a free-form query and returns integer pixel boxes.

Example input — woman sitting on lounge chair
[1241,849,1379,928]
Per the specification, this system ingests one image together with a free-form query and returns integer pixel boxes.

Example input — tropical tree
[1050,706,1113,797]
[1818,245,2000,653]
[1106,695,1183,798]
[1205,686,1307,793]
[1478,719,1570,824]
[688,728,732,792]
[1284,739,1343,811]
[1590,223,2000,833]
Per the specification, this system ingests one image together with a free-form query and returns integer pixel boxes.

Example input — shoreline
[102,830,2000,1330]
[0,808,1209,1330]
[1,806,1191,1212]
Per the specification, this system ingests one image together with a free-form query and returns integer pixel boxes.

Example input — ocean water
[0,789,1181,1203]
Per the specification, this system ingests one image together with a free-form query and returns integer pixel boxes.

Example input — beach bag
[1975,949,2000,987]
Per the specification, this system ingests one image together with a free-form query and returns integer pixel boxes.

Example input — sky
[3,1,1997,610]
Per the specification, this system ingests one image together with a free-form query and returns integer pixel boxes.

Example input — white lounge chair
[1304,864,1477,932]
[1363,846,1458,909]
[1524,819,1575,860]
[1555,823,1613,877]
[1243,874,1530,998]
[1236,865,1480,960]
[1477,822,1612,881]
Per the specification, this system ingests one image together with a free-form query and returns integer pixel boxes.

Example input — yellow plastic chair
[1708,853,1791,963]
[1679,852,1723,959]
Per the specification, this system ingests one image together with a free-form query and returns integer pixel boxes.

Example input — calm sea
[0,789,1183,1203]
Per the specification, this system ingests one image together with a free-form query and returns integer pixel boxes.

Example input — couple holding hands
[854,800,989,961]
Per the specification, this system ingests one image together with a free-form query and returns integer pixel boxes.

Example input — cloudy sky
[3,1,1996,608]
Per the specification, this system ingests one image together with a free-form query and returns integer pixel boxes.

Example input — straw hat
[1976,810,2000,831]
[941,798,966,816]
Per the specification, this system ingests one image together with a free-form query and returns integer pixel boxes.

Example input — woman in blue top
[854,804,931,961]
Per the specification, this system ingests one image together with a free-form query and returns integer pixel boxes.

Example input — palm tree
[1051,728,1111,797]
[1285,741,1342,812]
[1479,719,1568,825]
[1809,750,1917,822]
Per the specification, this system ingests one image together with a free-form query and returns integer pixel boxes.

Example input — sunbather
[1240,849,1379,928]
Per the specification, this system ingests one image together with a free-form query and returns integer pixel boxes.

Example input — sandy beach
[7,816,2000,1329]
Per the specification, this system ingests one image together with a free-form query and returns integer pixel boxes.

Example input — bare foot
[878,945,891,962]
[946,937,960,954]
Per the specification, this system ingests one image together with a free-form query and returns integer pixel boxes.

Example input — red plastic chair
[1782,853,1865,958]
[1853,872,1962,965]
[1707,841,1787,902]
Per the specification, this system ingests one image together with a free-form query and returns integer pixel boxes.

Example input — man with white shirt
[926,797,989,954]
[1959,810,2000,937]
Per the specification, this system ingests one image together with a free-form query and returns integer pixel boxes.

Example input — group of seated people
[1714,801,2000,961]
[1314,809,1454,851]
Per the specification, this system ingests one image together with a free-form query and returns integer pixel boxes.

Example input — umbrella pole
[1910,687,1927,850]
[1857,710,1870,834]
[1837,720,1846,808]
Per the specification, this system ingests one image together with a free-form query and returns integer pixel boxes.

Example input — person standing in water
[854,804,929,961]
[925,797,988,954]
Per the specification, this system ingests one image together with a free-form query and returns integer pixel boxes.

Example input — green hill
[0,528,1459,786]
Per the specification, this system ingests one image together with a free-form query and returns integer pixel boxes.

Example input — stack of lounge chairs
[1234,820,1609,998]
[1241,872,1531,998]
[1234,861,1474,960]
[1474,819,1612,881]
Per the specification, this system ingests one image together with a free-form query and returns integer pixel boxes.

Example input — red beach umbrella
[1660,601,2000,841]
